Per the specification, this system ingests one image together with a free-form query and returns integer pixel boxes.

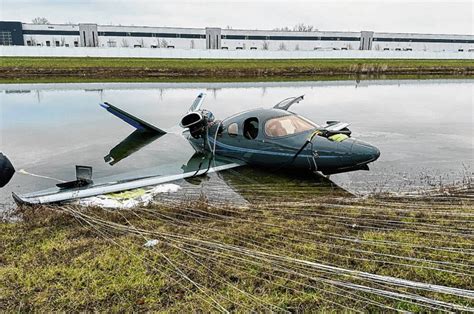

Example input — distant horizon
[0,0,472,35]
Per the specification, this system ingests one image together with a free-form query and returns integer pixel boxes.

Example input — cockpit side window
[243,117,259,139]
[227,122,238,136]
[265,115,316,137]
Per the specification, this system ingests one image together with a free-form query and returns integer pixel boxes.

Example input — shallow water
[1,79,472,208]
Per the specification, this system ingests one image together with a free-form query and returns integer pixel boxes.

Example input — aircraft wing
[12,156,244,205]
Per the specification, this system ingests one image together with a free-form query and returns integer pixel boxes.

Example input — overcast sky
[0,0,472,34]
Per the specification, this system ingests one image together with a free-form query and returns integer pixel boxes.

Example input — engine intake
[180,110,215,139]
[180,112,203,128]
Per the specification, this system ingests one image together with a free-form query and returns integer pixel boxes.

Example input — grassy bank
[1,178,473,311]
[0,57,473,82]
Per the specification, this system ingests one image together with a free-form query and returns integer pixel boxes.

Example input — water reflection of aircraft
[104,129,164,166]
[9,93,379,205]
[210,166,351,204]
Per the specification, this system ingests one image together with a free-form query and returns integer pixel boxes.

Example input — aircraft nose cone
[351,141,380,164]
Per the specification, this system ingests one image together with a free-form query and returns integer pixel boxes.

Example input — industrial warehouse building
[1,21,473,52]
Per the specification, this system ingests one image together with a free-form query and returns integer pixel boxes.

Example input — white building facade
[1,21,473,53]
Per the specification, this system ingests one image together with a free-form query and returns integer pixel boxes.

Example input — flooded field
[1,79,473,208]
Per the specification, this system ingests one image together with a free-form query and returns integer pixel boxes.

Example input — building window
[167,45,175,48]
[0,31,13,45]
[383,48,390,50]
[46,41,51,46]
[55,41,60,47]
[74,41,79,47]
[250,47,257,50]
[458,49,464,52]
[151,45,157,48]
[221,47,228,49]
[134,44,142,48]
[107,40,117,47]
[26,40,32,46]
[65,44,69,47]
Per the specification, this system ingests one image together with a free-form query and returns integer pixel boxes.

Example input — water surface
[1,79,472,207]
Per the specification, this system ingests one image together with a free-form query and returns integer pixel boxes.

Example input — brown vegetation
[1,179,473,311]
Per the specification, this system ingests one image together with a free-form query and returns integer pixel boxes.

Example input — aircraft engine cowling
[180,110,215,139]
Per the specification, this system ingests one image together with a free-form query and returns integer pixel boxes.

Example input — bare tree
[293,23,314,32]
[60,37,66,46]
[262,41,269,50]
[273,26,291,31]
[190,40,195,49]
[279,43,286,50]
[295,44,300,51]
[121,39,129,47]
[31,17,50,24]
[26,36,36,46]
[274,23,316,32]
[138,38,145,47]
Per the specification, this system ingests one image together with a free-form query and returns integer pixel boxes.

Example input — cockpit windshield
[264,115,317,137]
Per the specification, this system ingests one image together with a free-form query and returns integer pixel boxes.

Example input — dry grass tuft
[1,183,473,312]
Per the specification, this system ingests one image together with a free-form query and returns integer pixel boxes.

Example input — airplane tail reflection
[104,130,164,166]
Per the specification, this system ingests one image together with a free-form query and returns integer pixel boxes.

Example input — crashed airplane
[3,93,380,205]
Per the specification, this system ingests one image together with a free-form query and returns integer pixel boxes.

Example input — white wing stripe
[18,163,241,205]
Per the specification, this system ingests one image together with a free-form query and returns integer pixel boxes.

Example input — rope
[18,169,66,182]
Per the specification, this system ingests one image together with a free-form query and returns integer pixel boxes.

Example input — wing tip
[12,192,28,206]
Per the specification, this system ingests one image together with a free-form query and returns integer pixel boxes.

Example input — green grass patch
[2,184,473,312]
[2,56,473,69]
[0,73,472,84]
[1,57,472,83]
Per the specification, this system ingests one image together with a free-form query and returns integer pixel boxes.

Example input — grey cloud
[1,0,472,34]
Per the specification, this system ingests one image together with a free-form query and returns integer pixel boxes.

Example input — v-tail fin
[100,102,166,134]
